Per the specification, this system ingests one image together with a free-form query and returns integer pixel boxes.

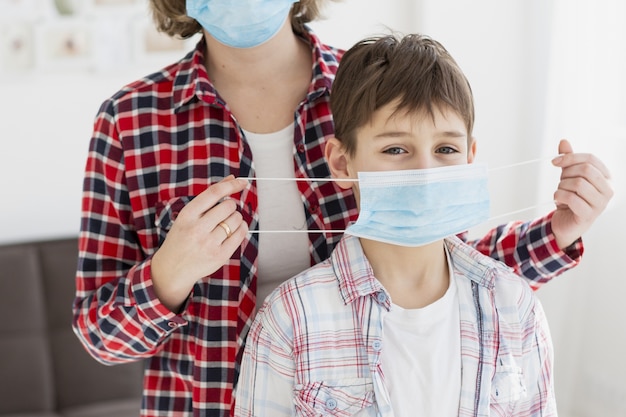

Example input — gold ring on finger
[218,221,232,238]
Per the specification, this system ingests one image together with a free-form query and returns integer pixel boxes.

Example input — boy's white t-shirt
[380,252,461,417]
[243,126,311,308]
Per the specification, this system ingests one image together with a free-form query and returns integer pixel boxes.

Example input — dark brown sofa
[0,237,143,417]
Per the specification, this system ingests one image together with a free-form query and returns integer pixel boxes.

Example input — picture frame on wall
[131,17,195,68]
[34,19,92,71]
[0,23,35,73]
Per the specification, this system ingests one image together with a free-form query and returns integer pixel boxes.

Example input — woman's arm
[72,100,186,364]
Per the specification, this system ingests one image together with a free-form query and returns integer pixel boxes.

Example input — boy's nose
[413,155,438,170]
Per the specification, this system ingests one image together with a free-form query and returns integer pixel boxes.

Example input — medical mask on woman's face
[345,164,490,247]
[186,0,297,49]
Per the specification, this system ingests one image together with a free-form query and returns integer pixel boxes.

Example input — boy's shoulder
[260,234,379,315]
[446,236,538,315]
[258,257,341,315]
[252,257,357,349]
[446,236,515,282]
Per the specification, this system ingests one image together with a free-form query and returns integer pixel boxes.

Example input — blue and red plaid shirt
[72,27,582,417]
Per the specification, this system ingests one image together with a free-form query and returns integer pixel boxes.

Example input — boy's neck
[359,239,450,310]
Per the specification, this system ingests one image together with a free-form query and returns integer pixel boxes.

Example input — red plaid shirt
[72,27,582,417]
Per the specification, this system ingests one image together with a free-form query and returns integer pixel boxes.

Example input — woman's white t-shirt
[244,126,311,308]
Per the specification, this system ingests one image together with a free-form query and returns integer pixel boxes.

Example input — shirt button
[376,292,387,303]
[297,143,306,153]
[372,340,383,351]
[326,398,338,410]
[167,321,178,328]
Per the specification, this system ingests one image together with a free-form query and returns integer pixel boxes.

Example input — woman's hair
[148,0,332,39]
[331,34,475,156]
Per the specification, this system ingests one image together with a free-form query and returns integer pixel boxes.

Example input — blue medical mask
[186,0,297,49]
[345,164,490,247]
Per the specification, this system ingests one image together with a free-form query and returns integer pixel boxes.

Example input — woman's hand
[151,176,249,312]
[551,139,613,250]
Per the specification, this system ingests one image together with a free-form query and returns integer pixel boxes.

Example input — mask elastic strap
[487,157,553,172]
[239,156,557,234]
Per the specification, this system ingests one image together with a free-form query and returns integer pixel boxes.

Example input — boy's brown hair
[331,34,475,156]
[148,0,330,39]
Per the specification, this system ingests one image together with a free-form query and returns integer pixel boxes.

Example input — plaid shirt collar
[172,38,216,110]
[332,234,498,307]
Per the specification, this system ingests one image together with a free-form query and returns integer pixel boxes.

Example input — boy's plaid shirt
[72,27,581,417]
[235,234,557,416]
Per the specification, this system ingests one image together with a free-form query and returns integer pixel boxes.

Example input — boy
[234,34,556,416]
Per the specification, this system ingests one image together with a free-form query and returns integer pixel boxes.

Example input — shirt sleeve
[71,99,188,365]
[464,211,584,289]
[234,309,296,417]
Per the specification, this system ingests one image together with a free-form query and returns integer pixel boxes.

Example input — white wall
[1,72,131,243]
[1,1,624,415]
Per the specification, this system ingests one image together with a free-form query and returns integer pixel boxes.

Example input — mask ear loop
[487,157,553,172]
[481,156,557,222]
[238,177,356,182]
[487,201,556,222]
[240,156,557,234]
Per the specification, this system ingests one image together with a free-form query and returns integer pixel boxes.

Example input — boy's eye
[435,146,459,154]
[383,147,407,155]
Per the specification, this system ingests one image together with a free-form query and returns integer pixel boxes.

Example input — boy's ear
[467,136,477,163]
[325,138,355,190]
